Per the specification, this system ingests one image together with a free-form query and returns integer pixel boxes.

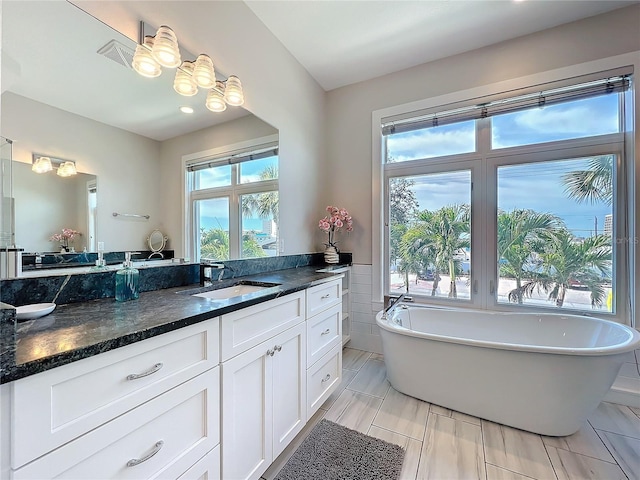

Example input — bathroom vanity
[0,263,348,480]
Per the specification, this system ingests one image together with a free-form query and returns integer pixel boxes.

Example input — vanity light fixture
[57,161,77,177]
[32,156,53,173]
[132,22,244,112]
[206,82,227,112]
[173,61,198,96]
[132,36,162,78]
[31,154,77,177]
[150,25,181,68]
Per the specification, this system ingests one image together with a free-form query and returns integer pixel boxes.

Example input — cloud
[387,126,474,161]
[511,105,618,134]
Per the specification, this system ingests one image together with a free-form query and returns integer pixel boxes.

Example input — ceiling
[1,1,249,142]
[2,1,636,142]
[245,0,638,91]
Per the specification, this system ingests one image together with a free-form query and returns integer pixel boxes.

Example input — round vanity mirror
[147,229,168,259]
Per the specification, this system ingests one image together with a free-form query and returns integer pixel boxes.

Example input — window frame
[373,62,635,324]
[182,134,279,262]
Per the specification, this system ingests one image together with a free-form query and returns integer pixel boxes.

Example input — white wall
[75,0,327,257]
[1,92,163,252]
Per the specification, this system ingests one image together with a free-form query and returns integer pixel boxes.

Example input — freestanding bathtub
[376,305,640,436]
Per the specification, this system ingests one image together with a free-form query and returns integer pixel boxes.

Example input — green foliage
[562,155,613,206]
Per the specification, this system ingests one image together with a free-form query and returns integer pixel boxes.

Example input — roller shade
[187,144,278,172]
[382,73,630,136]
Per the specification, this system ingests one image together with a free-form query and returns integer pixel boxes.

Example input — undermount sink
[192,281,280,300]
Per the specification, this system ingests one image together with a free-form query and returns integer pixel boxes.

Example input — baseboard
[604,375,640,407]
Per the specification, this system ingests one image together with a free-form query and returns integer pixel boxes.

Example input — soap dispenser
[115,252,139,302]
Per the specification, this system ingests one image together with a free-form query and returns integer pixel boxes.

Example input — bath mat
[274,419,405,480]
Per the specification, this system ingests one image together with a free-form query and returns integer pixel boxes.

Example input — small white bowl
[15,303,56,320]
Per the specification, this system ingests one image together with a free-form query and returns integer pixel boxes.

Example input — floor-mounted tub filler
[376,304,640,436]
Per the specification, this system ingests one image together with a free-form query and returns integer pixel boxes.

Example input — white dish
[15,303,56,320]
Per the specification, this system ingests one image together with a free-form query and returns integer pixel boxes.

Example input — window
[186,141,279,262]
[382,72,631,319]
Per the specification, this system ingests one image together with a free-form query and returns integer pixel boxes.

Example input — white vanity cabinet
[220,292,306,480]
[5,319,221,480]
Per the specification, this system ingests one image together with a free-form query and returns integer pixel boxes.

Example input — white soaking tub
[376,305,640,436]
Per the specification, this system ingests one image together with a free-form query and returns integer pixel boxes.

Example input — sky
[386,94,619,237]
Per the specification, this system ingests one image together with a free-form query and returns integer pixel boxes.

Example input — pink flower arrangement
[318,206,353,247]
[49,228,81,250]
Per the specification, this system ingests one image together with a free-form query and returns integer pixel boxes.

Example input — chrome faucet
[200,262,234,285]
[381,292,406,320]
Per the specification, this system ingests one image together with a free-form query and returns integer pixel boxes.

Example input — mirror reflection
[1,0,278,273]
[13,161,96,253]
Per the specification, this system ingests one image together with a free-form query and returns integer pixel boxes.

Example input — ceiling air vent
[97,39,135,70]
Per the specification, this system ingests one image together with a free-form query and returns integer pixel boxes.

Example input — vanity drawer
[307,344,342,417]
[221,291,305,361]
[12,319,219,469]
[13,368,219,480]
[177,445,220,480]
[306,279,341,318]
[307,303,341,366]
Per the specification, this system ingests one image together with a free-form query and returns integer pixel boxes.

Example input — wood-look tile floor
[263,347,640,480]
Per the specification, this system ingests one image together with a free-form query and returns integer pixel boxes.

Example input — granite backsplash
[0,252,352,309]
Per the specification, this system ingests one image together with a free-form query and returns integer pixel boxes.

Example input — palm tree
[200,227,229,261]
[242,165,279,223]
[517,229,611,308]
[562,155,613,205]
[399,226,433,289]
[498,209,561,304]
[409,205,469,298]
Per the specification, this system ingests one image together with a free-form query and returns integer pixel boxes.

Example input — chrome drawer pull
[321,328,331,336]
[126,440,164,467]
[274,345,282,352]
[267,349,275,357]
[321,294,331,299]
[321,373,331,383]
[126,362,163,381]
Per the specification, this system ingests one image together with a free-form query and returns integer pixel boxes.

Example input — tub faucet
[382,292,406,320]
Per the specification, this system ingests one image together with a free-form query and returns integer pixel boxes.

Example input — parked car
[417,269,439,281]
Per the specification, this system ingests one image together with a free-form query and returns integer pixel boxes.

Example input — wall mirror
[1,0,278,272]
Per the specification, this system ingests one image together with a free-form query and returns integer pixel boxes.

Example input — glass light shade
[206,88,227,112]
[151,25,181,68]
[224,75,244,106]
[57,162,77,177]
[32,156,53,173]
[173,61,198,96]
[193,54,216,89]
[132,36,161,78]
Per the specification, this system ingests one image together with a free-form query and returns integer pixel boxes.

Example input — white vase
[324,245,339,264]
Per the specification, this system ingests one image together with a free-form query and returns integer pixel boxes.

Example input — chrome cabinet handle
[321,328,330,336]
[126,440,164,467]
[126,362,163,381]
[321,373,331,383]
[274,345,282,352]
[267,349,275,357]
[321,293,331,299]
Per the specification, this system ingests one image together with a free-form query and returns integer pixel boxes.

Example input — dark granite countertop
[1,265,346,384]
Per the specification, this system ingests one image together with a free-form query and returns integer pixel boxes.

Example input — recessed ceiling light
[179,106,194,114]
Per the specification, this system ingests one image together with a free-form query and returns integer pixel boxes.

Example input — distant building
[604,214,613,236]
[262,219,277,236]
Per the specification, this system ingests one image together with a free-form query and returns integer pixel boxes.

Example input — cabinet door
[221,341,272,480]
[271,323,307,459]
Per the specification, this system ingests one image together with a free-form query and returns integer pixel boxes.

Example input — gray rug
[274,419,405,480]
